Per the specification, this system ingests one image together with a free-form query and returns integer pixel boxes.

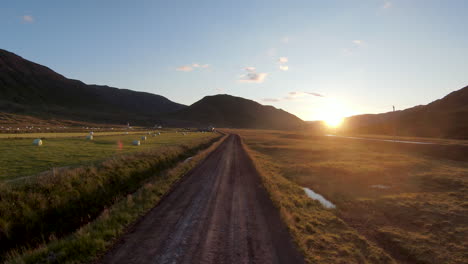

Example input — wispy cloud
[277,57,289,71]
[21,15,34,23]
[383,1,392,9]
[265,91,325,103]
[286,91,325,100]
[192,63,209,68]
[176,65,193,72]
[352,40,365,46]
[176,63,210,72]
[278,57,288,63]
[281,36,289,44]
[238,67,268,83]
[263,98,280,102]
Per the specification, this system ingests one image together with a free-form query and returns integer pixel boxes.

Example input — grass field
[233,129,468,264]
[4,135,226,264]
[0,132,220,259]
[0,131,209,180]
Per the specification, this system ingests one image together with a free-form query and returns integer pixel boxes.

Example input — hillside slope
[343,86,468,139]
[0,49,185,124]
[167,94,305,130]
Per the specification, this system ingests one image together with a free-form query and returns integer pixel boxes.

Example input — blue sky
[1,0,467,121]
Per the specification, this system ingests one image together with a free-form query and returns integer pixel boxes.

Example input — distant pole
[393,106,396,141]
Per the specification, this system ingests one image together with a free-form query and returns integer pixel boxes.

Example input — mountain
[342,86,468,139]
[0,49,305,130]
[0,49,185,124]
[167,94,305,130]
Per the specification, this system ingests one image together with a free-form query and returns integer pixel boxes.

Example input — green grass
[0,133,220,259]
[4,135,226,264]
[0,131,211,180]
[233,129,467,264]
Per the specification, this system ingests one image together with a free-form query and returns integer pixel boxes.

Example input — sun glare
[321,99,349,128]
[324,115,344,128]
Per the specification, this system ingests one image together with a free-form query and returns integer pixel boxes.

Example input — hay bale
[86,135,93,140]
[141,136,147,141]
[33,139,42,146]
[132,140,140,146]
[125,132,129,135]
[89,131,94,135]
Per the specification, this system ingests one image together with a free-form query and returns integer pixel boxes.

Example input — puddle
[303,187,336,209]
[370,184,390,189]
[325,134,436,145]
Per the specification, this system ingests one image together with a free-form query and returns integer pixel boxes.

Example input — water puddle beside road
[303,187,336,209]
[325,134,437,145]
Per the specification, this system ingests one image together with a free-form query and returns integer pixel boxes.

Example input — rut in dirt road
[101,134,305,264]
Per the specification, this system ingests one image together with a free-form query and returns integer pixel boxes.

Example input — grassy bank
[0,133,220,259]
[0,131,207,180]
[5,134,226,264]
[235,129,467,264]
[241,139,394,263]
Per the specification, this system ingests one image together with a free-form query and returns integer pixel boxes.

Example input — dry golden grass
[232,129,468,264]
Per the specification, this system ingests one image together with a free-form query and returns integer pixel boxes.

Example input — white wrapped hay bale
[90,131,94,135]
[132,140,140,146]
[125,132,129,135]
[33,139,42,146]
[86,135,93,140]
[157,132,161,135]
[141,136,147,141]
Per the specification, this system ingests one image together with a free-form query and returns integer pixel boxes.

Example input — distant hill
[0,49,305,130]
[342,86,468,139]
[167,94,305,130]
[0,49,185,124]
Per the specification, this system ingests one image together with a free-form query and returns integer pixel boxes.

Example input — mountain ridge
[0,49,304,130]
[342,85,468,139]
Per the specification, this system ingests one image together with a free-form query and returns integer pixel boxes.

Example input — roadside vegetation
[0,132,221,261]
[234,129,468,264]
[0,131,206,180]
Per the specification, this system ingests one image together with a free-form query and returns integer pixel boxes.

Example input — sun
[324,114,344,128]
[320,99,348,128]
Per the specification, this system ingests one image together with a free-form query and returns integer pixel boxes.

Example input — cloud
[279,65,289,71]
[238,67,268,83]
[383,1,392,9]
[281,37,289,44]
[263,98,280,102]
[267,91,325,102]
[21,15,34,23]
[287,91,324,99]
[176,63,210,72]
[192,63,209,68]
[176,65,193,72]
[278,57,288,63]
[352,40,364,45]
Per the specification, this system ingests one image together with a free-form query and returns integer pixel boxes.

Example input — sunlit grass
[0,131,212,180]
[232,129,468,264]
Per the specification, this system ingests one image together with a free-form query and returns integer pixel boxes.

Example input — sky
[1,0,467,121]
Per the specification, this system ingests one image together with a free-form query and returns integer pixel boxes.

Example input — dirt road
[101,134,305,264]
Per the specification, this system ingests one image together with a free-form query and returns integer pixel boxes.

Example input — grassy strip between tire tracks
[2,134,226,263]
[241,139,396,264]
